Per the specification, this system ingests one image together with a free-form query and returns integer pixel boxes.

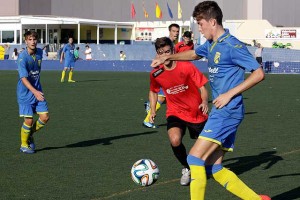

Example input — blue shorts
[158,88,165,97]
[64,60,75,68]
[19,101,48,118]
[199,112,243,152]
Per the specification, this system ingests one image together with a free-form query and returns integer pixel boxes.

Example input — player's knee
[24,118,34,126]
[40,115,50,123]
[169,137,181,147]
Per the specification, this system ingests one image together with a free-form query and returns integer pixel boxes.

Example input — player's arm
[21,77,45,101]
[60,50,65,63]
[151,50,201,67]
[213,67,264,109]
[199,85,209,114]
[149,90,158,123]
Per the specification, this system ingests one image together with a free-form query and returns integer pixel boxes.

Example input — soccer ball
[131,159,159,186]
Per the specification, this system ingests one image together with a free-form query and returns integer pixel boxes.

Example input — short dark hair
[85,45,89,48]
[24,30,39,40]
[193,1,223,25]
[183,31,192,38]
[120,51,123,53]
[168,23,180,31]
[155,37,173,51]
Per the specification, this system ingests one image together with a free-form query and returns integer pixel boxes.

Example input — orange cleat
[260,195,271,200]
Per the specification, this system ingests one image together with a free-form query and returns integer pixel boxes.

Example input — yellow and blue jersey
[17,48,43,105]
[195,29,260,119]
[62,43,75,62]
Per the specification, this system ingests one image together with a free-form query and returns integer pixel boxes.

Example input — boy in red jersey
[175,31,194,53]
[149,37,208,186]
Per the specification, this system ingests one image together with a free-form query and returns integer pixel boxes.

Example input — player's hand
[199,101,209,114]
[60,59,63,64]
[151,56,167,68]
[149,111,156,123]
[213,93,232,109]
[33,91,45,101]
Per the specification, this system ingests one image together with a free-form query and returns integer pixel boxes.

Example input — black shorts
[167,116,207,139]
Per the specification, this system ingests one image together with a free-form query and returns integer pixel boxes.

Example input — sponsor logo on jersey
[166,84,189,94]
[204,129,213,133]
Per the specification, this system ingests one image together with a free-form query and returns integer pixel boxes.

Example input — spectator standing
[74,47,80,60]
[255,43,263,67]
[42,46,48,60]
[85,45,92,60]
[120,51,126,60]
[12,48,19,60]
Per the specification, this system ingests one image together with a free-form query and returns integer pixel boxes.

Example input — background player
[149,37,208,186]
[175,31,194,53]
[143,23,180,128]
[60,36,76,83]
[151,1,270,200]
[17,30,50,154]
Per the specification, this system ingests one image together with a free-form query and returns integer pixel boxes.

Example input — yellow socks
[187,155,206,200]
[213,167,261,200]
[61,70,66,82]
[31,118,46,133]
[144,101,162,123]
[21,123,32,147]
[68,71,73,81]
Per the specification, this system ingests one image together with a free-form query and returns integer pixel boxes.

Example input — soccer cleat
[180,168,191,186]
[68,80,76,83]
[259,195,271,200]
[143,121,158,128]
[28,135,35,150]
[61,79,64,83]
[144,101,150,113]
[20,146,35,154]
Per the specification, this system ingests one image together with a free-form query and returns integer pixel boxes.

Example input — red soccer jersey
[150,61,208,123]
[175,41,194,53]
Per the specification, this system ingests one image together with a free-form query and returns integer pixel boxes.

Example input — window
[2,31,14,43]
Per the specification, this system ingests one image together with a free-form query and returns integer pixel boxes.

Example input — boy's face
[169,26,179,42]
[197,18,214,40]
[68,38,73,44]
[25,36,37,51]
[157,45,173,66]
[183,36,191,45]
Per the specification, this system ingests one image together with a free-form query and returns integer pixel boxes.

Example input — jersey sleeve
[17,56,28,79]
[188,63,208,88]
[149,72,161,93]
[231,44,260,72]
[195,41,209,58]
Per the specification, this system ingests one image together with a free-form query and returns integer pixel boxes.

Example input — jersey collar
[217,28,230,43]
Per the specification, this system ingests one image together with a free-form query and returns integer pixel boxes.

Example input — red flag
[131,3,136,19]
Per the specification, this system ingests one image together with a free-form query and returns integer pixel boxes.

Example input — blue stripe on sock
[206,164,223,175]
[187,155,205,166]
[22,124,31,130]
[38,118,45,125]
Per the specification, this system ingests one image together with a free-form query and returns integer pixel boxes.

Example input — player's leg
[143,90,165,128]
[61,66,68,82]
[167,116,191,185]
[68,62,75,82]
[187,139,219,199]
[19,104,35,153]
[30,101,49,150]
[205,148,263,200]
